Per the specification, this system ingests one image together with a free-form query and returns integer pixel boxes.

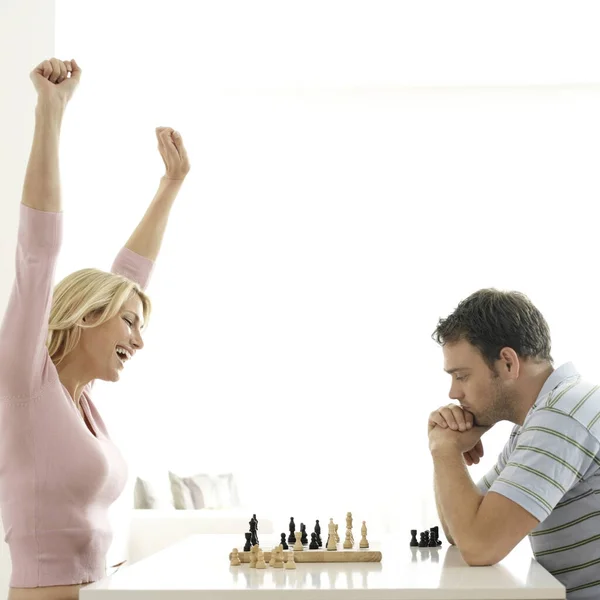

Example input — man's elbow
[459,542,507,566]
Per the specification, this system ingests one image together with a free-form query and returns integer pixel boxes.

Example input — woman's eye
[124,318,133,327]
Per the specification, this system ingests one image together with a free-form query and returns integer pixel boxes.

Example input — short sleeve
[487,409,600,521]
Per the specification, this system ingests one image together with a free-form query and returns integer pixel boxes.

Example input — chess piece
[428,528,437,547]
[284,550,296,569]
[230,548,241,566]
[334,523,340,543]
[327,518,337,550]
[269,546,277,567]
[288,517,296,544]
[300,523,308,545]
[410,530,418,547]
[359,521,369,548]
[250,514,259,546]
[293,530,304,551]
[243,532,252,552]
[249,519,258,546]
[434,526,442,546]
[273,545,284,568]
[346,512,354,545]
[309,532,319,550]
[249,545,259,568]
[314,520,322,547]
[280,533,289,550]
[419,531,429,548]
[343,528,353,549]
[256,549,267,569]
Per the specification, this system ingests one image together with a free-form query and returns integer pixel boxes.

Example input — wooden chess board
[230,547,382,563]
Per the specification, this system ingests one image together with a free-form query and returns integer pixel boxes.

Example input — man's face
[442,339,512,427]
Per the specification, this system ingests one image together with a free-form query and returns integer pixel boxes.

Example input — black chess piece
[428,528,437,547]
[314,520,322,547]
[288,517,296,544]
[250,514,259,546]
[249,519,258,546]
[309,532,319,549]
[418,531,429,548]
[243,532,252,552]
[300,523,308,545]
[280,533,289,550]
[410,529,418,547]
[434,526,442,546]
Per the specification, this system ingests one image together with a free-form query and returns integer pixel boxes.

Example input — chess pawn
[293,530,304,551]
[249,545,259,568]
[284,550,296,569]
[334,523,340,543]
[359,521,369,548]
[256,549,267,569]
[343,528,353,549]
[269,547,277,567]
[280,533,289,550]
[230,548,241,566]
[327,518,337,551]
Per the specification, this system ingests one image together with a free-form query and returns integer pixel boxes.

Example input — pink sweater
[0,204,154,587]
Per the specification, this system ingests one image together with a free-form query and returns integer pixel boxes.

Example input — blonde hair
[47,268,151,367]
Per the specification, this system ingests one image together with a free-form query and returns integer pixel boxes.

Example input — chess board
[230,547,382,563]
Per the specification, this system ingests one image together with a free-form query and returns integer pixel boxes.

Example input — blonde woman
[0,58,190,600]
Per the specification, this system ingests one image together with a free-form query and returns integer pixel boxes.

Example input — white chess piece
[273,545,284,568]
[335,523,340,543]
[293,531,304,551]
[284,550,296,569]
[249,545,258,568]
[256,549,267,569]
[269,546,277,567]
[230,548,241,566]
[346,512,354,545]
[343,528,353,549]
[359,521,369,548]
[327,518,337,551]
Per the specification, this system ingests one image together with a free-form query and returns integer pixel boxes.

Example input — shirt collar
[537,361,580,402]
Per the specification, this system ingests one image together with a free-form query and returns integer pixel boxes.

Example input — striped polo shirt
[476,362,600,599]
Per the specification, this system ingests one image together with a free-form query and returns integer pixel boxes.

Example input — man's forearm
[432,447,484,557]
[21,100,65,213]
[124,177,184,261]
[434,478,455,545]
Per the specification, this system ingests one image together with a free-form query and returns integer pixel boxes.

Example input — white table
[81,534,566,600]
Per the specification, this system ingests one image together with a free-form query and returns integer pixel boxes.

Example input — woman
[0,58,190,599]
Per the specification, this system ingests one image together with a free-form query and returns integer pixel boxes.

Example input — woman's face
[79,294,145,382]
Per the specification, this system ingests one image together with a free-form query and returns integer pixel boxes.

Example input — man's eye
[456,375,466,381]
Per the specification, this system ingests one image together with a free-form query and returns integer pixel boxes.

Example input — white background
[3,3,600,565]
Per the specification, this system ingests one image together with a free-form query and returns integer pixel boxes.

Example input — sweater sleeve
[110,247,155,292]
[0,204,63,400]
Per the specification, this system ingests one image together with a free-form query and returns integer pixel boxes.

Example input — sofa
[112,471,273,565]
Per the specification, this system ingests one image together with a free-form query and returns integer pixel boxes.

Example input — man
[429,288,600,599]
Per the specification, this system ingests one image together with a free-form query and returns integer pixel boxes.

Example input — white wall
[0,0,55,592]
